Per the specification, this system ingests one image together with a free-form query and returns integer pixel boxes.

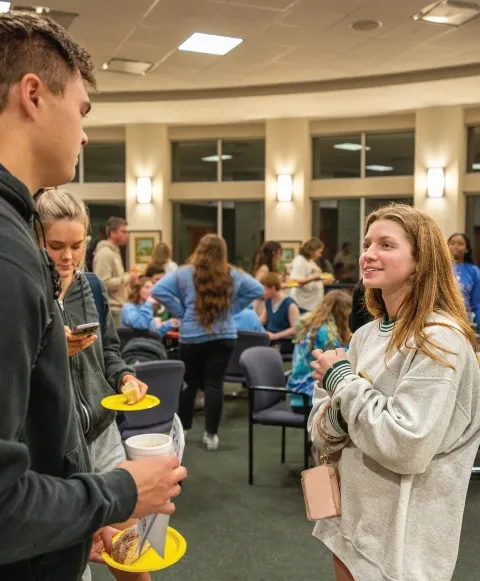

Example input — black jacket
[60,272,135,444]
[0,167,137,581]
[350,280,372,333]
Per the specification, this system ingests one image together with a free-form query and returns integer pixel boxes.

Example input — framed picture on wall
[128,231,162,271]
[277,240,302,274]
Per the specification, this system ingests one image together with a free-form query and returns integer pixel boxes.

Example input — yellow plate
[102,526,187,573]
[285,281,299,288]
[101,394,160,411]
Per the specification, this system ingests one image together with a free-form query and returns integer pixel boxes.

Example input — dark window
[365,132,415,177]
[467,127,480,173]
[171,141,218,182]
[83,142,126,183]
[312,135,362,179]
[221,140,265,181]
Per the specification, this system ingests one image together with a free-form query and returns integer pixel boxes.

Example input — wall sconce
[276,174,293,202]
[136,177,152,204]
[427,167,445,198]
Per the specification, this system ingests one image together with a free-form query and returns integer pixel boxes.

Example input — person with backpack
[35,188,153,581]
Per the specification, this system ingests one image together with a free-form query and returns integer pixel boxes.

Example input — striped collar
[379,317,395,333]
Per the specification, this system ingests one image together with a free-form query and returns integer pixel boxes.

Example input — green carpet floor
[91,394,480,581]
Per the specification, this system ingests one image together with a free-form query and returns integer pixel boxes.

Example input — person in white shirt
[309,204,480,581]
[289,237,324,312]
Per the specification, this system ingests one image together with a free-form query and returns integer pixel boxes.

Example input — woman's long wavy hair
[364,204,476,367]
[189,234,233,331]
[148,242,172,271]
[127,276,151,305]
[297,290,352,350]
[252,241,282,274]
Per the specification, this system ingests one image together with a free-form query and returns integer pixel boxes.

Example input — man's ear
[18,73,43,119]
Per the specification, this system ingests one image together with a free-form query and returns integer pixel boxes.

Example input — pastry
[121,380,141,405]
[112,525,150,565]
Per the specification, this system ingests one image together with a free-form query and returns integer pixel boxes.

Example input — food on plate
[121,380,141,405]
[112,525,151,565]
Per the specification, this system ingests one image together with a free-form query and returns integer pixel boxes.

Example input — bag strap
[84,272,107,340]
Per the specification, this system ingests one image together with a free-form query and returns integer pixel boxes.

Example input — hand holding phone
[71,322,100,336]
[64,325,98,357]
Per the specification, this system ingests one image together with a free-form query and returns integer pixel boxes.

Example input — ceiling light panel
[333,143,371,151]
[366,165,394,172]
[0,2,10,12]
[413,1,480,27]
[103,58,153,75]
[178,32,243,56]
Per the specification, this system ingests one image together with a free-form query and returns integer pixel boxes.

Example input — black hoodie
[0,166,137,581]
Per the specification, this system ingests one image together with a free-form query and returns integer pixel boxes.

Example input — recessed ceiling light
[178,32,243,56]
[333,143,371,151]
[0,1,10,12]
[413,1,480,26]
[103,58,153,75]
[34,5,50,14]
[366,165,394,172]
[351,19,383,31]
[201,154,233,162]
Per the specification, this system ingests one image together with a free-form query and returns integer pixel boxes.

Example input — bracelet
[316,401,345,443]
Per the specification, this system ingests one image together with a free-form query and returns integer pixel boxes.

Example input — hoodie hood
[96,240,119,253]
[0,164,34,222]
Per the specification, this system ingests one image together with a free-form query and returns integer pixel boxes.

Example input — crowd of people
[1,10,480,581]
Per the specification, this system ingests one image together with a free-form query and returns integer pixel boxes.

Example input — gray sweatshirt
[308,315,480,581]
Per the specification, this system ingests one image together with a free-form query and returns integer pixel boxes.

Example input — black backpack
[121,337,168,365]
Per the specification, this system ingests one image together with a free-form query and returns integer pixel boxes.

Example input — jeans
[179,339,236,434]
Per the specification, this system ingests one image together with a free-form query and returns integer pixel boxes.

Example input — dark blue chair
[224,331,270,385]
[120,360,185,439]
[240,346,310,485]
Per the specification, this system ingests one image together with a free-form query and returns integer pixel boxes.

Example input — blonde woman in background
[145,241,178,278]
[289,237,325,313]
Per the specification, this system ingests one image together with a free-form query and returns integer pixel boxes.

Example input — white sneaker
[202,431,219,451]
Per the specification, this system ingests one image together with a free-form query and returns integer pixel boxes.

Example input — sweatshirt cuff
[323,360,354,394]
[325,406,349,437]
[102,468,138,524]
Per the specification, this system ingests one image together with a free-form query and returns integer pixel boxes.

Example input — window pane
[365,132,415,177]
[222,201,264,270]
[466,127,480,173]
[466,195,480,264]
[221,140,265,181]
[71,162,80,183]
[312,135,362,179]
[364,196,413,217]
[312,199,360,281]
[83,142,125,183]
[172,202,218,264]
[171,141,218,182]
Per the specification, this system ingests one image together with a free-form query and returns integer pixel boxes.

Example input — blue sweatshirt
[234,308,265,333]
[453,262,480,326]
[152,265,264,343]
[120,302,176,338]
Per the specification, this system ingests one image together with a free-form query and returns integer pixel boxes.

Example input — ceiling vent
[413,0,480,26]
[102,58,153,76]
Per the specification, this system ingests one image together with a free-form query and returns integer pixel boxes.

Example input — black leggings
[179,339,236,434]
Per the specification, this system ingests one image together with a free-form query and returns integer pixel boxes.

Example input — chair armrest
[284,369,292,379]
[251,385,310,405]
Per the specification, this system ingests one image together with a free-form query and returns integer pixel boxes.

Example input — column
[265,118,311,242]
[125,124,171,245]
[414,106,465,236]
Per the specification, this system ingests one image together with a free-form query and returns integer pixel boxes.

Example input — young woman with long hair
[309,204,480,581]
[145,241,178,278]
[35,189,152,581]
[153,234,263,450]
[287,290,352,411]
[252,240,283,280]
[448,232,480,327]
[289,237,325,312]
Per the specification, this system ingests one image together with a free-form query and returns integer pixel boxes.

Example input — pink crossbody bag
[301,402,342,520]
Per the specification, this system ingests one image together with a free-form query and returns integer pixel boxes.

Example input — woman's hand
[89,526,119,563]
[266,331,278,341]
[64,326,97,357]
[121,374,148,400]
[311,348,348,382]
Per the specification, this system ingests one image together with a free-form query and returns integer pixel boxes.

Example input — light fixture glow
[472,163,480,170]
[0,2,11,13]
[333,143,371,151]
[366,165,394,172]
[427,167,445,198]
[276,174,293,203]
[413,0,480,27]
[178,32,243,56]
[34,6,50,14]
[136,177,152,204]
[201,154,233,162]
[102,63,109,70]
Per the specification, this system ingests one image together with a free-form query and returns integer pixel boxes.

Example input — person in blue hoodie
[121,276,179,338]
[234,306,265,333]
[152,234,264,450]
[448,233,480,328]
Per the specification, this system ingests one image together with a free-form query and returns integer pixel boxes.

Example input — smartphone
[71,322,100,336]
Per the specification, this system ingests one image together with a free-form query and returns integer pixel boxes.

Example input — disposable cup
[125,433,173,461]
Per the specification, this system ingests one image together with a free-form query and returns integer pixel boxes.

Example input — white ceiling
[25,0,480,123]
